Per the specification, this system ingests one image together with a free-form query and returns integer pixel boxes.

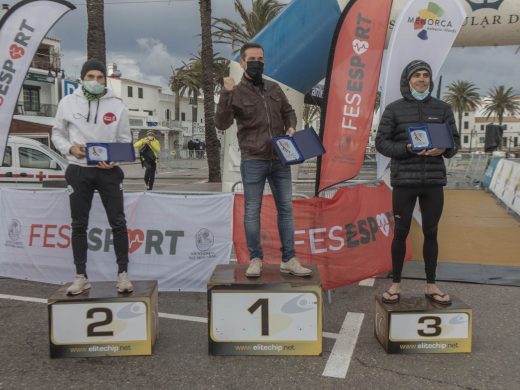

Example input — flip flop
[425,293,452,306]
[382,290,400,304]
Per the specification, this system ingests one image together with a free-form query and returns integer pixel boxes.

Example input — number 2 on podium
[87,307,114,337]
[248,298,269,336]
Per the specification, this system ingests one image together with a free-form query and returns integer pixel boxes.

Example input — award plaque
[86,143,110,163]
[272,127,325,165]
[86,143,135,165]
[407,126,432,152]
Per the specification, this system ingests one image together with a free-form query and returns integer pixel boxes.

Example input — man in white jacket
[52,59,133,295]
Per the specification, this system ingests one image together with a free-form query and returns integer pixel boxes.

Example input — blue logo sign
[466,0,505,11]
[63,80,79,96]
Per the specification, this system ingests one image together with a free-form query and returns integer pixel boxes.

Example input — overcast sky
[6,0,520,95]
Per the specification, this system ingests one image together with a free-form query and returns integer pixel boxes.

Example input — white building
[106,63,219,158]
[456,100,520,152]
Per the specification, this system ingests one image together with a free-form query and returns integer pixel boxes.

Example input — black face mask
[245,61,264,85]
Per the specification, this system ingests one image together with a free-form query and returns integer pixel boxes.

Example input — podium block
[208,264,322,356]
[48,280,158,358]
[375,295,472,354]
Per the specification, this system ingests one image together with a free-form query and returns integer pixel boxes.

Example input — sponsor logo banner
[0,0,75,161]
[0,190,233,292]
[233,185,411,290]
[318,0,392,192]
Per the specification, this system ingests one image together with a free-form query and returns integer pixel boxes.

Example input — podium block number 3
[248,299,269,336]
[417,316,441,337]
[87,308,114,337]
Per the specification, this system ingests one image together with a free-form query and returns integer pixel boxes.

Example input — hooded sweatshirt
[52,87,131,167]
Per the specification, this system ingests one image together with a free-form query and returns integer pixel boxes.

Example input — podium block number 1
[248,298,269,336]
[211,292,319,342]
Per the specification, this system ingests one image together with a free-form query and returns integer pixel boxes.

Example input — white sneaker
[280,257,312,276]
[116,272,134,293]
[245,258,263,277]
[66,275,91,295]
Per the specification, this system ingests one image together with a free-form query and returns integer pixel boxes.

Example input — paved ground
[0,276,518,390]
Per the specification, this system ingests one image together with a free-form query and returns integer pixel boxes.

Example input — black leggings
[65,165,129,276]
[144,162,157,190]
[391,186,444,283]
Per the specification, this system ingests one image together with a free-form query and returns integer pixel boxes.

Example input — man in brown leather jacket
[215,42,311,278]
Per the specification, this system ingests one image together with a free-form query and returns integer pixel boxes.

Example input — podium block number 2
[87,308,114,337]
[51,302,148,344]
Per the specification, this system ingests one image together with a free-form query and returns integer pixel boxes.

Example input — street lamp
[48,51,65,102]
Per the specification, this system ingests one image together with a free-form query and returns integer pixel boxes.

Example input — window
[515,137,518,147]
[479,137,485,144]
[128,86,133,97]
[502,137,507,147]
[464,112,469,116]
[181,112,186,121]
[2,146,11,167]
[464,121,469,129]
[463,135,469,143]
[23,86,40,112]
[480,125,485,131]
[138,88,143,99]
[503,124,507,130]
[165,109,170,120]
[19,147,55,169]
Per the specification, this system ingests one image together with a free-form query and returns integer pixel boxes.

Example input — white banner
[0,0,75,161]
[377,0,467,178]
[0,190,234,292]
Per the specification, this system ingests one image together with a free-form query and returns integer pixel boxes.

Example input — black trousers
[391,186,444,283]
[65,164,129,275]
[144,161,157,190]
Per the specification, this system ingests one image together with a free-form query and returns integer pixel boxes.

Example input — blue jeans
[240,159,295,262]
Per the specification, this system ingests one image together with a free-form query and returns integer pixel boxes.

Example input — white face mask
[83,80,105,95]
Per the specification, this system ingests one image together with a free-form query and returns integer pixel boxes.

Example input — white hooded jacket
[51,86,132,167]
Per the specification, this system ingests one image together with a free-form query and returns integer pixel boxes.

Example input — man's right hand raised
[223,77,235,91]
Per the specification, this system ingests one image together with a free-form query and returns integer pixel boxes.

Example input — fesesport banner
[376,0,467,178]
[0,190,233,292]
[0,0,75,161]
[317,0,392,192]
[233,185,412,290]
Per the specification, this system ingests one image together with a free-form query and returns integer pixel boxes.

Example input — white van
[0,135,68,187]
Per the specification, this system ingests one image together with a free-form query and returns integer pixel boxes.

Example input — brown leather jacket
[215,76,297,160]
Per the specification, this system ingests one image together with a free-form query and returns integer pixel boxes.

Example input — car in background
[0,136,68,188]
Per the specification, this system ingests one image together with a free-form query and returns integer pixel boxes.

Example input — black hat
[405,60,432,82]
[80,59,106,80]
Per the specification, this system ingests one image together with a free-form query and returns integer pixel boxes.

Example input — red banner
[233,185,411,290]
[318,0,392,192]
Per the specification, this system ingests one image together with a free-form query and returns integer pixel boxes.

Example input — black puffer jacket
[375,61,460,187]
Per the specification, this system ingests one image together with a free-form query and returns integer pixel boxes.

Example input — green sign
[26,72,55,84]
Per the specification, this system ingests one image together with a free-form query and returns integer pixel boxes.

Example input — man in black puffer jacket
[375,59,460,306]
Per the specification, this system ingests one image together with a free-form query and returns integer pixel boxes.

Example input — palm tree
[303,104,320,128]
[482,85,520,126]
[213,0,285,54]
[443,80,481,134]
[86,0,106,65]
[199,0,221,182]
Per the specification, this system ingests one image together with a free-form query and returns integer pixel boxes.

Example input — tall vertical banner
[0,0,75,161]
[376,0,467,178]
[317,0,392,193]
